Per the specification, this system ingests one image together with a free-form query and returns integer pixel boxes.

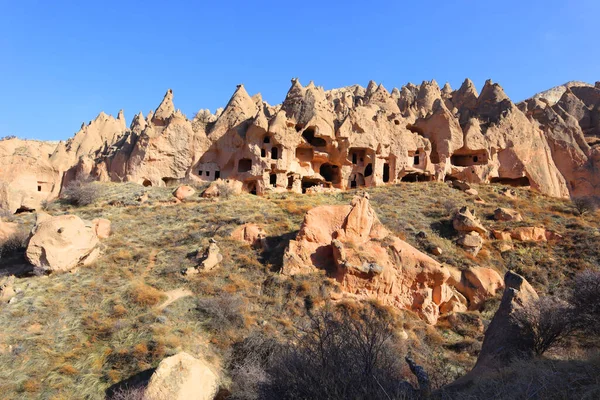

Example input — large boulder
[282,193,500,324]
[456,231,484,255]
[144,352,219,400]
[449,267,504,310]
[25,213,103,272]
[510,227,547,242]
[91,218,111,239]
[173,185,196,201]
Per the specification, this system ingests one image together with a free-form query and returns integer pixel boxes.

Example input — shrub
[513,295,576,355]
[570,269,600,335]
[572,196,599,216]
[129,282,164,307]
[228,333,280,400]
[260,301,417,400]
[107,386,146,400]
[61,177,99,206]
[0,227,29,261]
[197,294,248,331]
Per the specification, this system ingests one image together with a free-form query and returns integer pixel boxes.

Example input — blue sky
[1,0,598,141]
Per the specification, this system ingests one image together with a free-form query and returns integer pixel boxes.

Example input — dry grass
[0,181,599,398]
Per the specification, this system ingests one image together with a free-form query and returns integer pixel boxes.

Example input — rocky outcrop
[231,223,267,250]
[144,352,219,400]
[493,207,522,222]
[453,206,486,255]
[185,239,223,275]
[25,213,106,272]
[447,271,538,389]
[2,79,600,213]
[282,194,502,324]
[472,271,538,371]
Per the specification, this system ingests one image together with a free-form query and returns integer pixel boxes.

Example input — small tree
[61,177,99,206]
[572,196,598,216]
[513,296,576,355]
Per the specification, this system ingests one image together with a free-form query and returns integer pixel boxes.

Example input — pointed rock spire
[478,79,509,104]
[365,80,378,97]
[452,78,479,112]
[152,89,175,125]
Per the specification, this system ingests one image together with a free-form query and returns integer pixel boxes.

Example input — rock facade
[2,78,600,212]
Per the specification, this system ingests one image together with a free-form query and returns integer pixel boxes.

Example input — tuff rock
[2,79,600,213]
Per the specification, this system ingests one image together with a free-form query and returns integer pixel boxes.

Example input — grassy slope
[1,181,599,399]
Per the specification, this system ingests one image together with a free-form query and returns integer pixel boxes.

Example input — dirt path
[156,287,193,311]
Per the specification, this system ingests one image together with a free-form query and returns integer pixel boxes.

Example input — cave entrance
[271,147,279,160]
[142,179,152,187]
[364,163,373,177]
[301,177,321,194]
[238,158,252,173]
[214,171,220,180]
[319,163,341,184]
[401,172,433,182]
[287,175,294,189]
[263,136,271,144]
[383,163,390,183]
[490,176,530,187]
[162,177,178,187]
[302,128,327,147]
[270,174,277,187]
[245,181,257,195]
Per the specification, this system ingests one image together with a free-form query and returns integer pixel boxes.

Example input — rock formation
[282,193,503,323]
[447,271,539,389]
[2,78,600,213]
[453,206,486,255]
[231,223,268,250]
[144,352,219,400]
[25,212,107,272]
[471,272,538,373]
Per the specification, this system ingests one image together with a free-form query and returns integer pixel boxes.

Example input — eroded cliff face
[2,78,600,212]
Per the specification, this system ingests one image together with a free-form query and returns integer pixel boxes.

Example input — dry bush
[197,294,248,331]
[513,295,575,355]
[129,282,164,307]
[445,357,600,400]
[107,386,146,400]
[228,333,280,400]
[0,226,29,261]
[572,196,600,216]
[61,177,99,206]
[261,301,417,400]
[217,182,236,200]
[571,269,600,335]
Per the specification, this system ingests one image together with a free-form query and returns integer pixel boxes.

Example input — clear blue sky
[1,0,598,141]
